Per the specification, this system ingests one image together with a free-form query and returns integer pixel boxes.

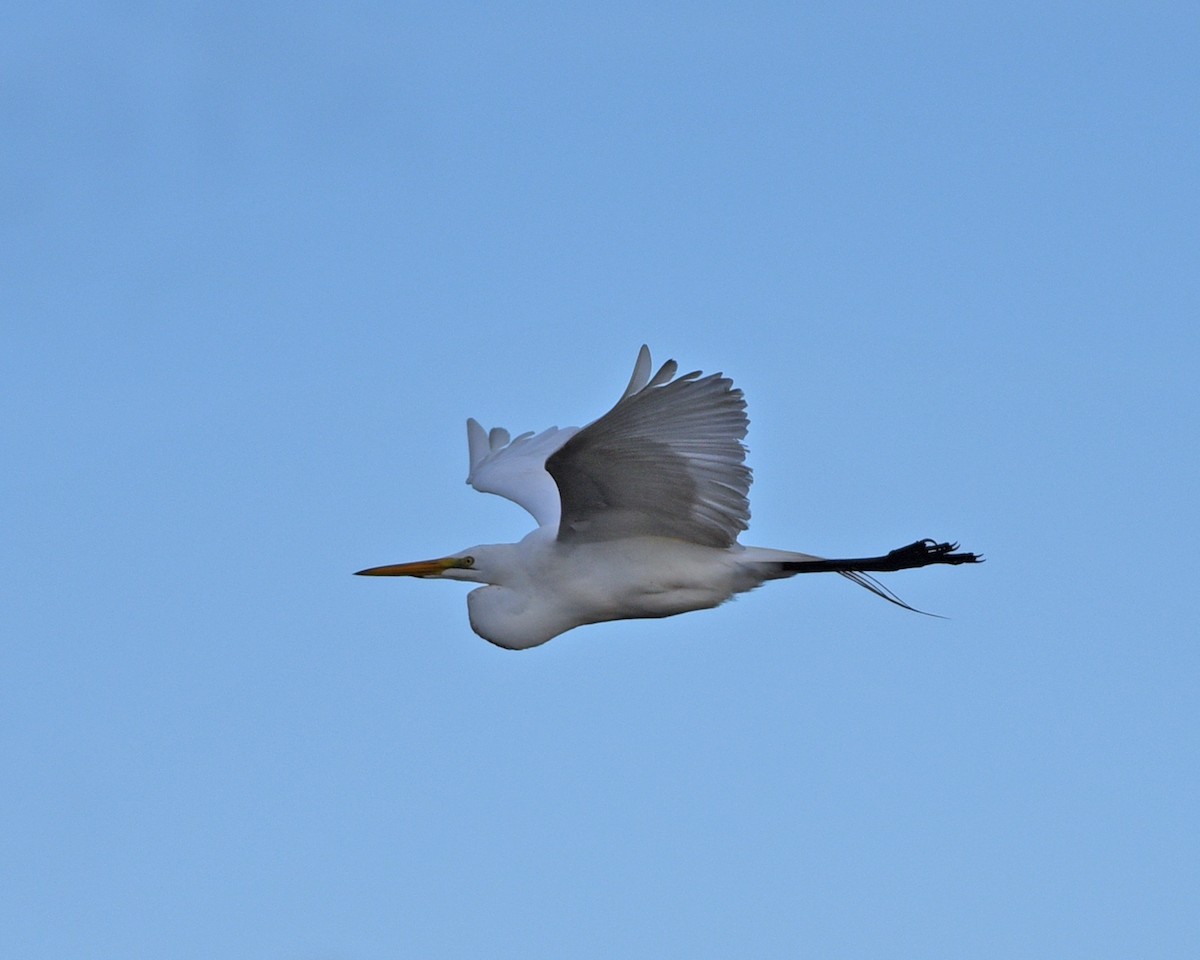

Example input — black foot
[886,539,984,568]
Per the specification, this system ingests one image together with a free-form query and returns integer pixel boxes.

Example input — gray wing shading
[546,346,751,547]
[466,419,579,529]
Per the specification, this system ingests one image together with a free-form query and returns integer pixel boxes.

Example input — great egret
[357,346,981,649]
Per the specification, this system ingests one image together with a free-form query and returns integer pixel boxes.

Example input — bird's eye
[462,555,475,567]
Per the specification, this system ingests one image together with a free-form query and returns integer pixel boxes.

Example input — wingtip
[466,418,489,475]
[488,426,511,450]
[620,345,654,400]
[645,358,679,389]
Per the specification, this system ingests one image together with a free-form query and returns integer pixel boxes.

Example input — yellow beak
[354,556,465,578]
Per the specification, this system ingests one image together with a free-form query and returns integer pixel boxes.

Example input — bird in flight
[357,346,981,649]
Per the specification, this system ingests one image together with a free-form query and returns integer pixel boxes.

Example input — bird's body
[456,530,811,649]
[358,346,980,649]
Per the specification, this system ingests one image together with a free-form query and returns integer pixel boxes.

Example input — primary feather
[547,361,751,547]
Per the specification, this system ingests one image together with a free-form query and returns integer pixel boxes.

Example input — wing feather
[546,352,751,547]
[465,419,577,528]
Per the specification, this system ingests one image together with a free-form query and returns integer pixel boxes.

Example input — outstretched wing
[463,345,665,527]
[546,346,751,547]
[465,419,578,529]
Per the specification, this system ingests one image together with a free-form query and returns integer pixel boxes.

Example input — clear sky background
[4,2,1197,957]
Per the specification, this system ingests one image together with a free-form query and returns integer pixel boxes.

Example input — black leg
[781,539,983,574]
[780,539,983,615]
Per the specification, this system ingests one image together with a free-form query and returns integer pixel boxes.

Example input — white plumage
[358,346,980,649]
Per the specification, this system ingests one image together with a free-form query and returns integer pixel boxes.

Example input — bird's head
[354,545,498,584]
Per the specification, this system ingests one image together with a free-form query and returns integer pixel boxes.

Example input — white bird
[357,346,981,649]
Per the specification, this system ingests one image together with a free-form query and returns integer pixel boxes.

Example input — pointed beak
[354,556,464,578]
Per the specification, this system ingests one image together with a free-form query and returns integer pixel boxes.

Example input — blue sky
[4,1,1197,957]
